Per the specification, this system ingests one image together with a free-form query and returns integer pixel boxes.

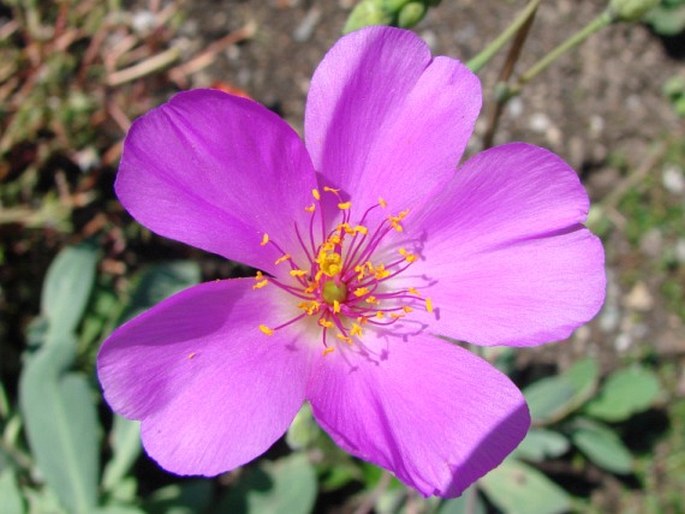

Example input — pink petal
[307,335,529,497]
[405,143,605,346]
[97,279,311,475]
[304,26,480,219]
[116,89,318,274]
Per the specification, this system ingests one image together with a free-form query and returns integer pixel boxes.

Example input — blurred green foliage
[644,0,685,35]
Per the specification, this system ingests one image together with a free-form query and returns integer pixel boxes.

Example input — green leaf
[102,415,141,493]
[564,358,600,406]
[120,261,201,322]
[645,5,685,35]
[41,244,99,338]
[286,404,320,450]
[523,376,576,425]
[106,477,138,505]
[571,420,633,474]
[23,486,68,514]
[584,366,660,422]
[524,359,601,426]
[0,469,24,514]
[217,454,317,514]
[145,480,213,514]
[513,429,570,463]
[438,487,485,514]
[94,506,147,514]
[19,342,99,514]
[480,459,571,514]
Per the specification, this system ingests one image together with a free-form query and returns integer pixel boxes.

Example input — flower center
[254,187,433,356]
[321,280,347,304]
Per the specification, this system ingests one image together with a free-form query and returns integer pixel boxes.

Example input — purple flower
[97,27,605,497]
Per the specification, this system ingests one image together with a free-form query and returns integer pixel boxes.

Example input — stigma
[253,187,433,356]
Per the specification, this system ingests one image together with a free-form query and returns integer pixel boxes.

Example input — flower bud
[609,0,659,22]
[343,0,393,33]
[398,1,427,28]
[382,0,413,11]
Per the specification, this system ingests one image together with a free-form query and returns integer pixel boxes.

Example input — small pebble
[675,238,685,264]
[529,112,550,133]
[507,97,523,119]
[662,164,685,195]
[624,281,654,312]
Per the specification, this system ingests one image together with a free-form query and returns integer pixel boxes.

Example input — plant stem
[467,0,543,73]
[513,9,615,92]
[482,4,538,148]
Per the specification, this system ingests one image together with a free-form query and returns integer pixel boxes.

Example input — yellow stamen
[305,204,316,213]
[322,347,335,356]
[338,223,355,234]
[338,201,352,210]
[378,197,387,208]
[259,324,274,336]
[357,315,369,325]
[317,251,342,277]
[376,311,385,319]
[391,313,405,320]
[350,323,363,337]
[399,248,417,263]
[402,306,413,313]
[389,209,410,232]
[260,233,269,246]
[408,287,420,296]
[333,300,341,313]
[323,186,340,193]
[336,333,352,345]
[298,301,320,315]
[355,262,371,280]
[354,225,368,235]
[275,254,290,265]
[253,271,269,289]
[373,265,391,280]
[319,318,334,329]
[425,297,434,313]
[312,188,321,200]
[289,269,307,277]
[365,296,378,305]
[353,287,370,297]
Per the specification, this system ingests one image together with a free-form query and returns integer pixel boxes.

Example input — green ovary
[322,280,348,304]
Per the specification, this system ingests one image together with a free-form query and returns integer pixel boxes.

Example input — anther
[259,325,274,336]
[319,318,334,329]
[353,287,370,297]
